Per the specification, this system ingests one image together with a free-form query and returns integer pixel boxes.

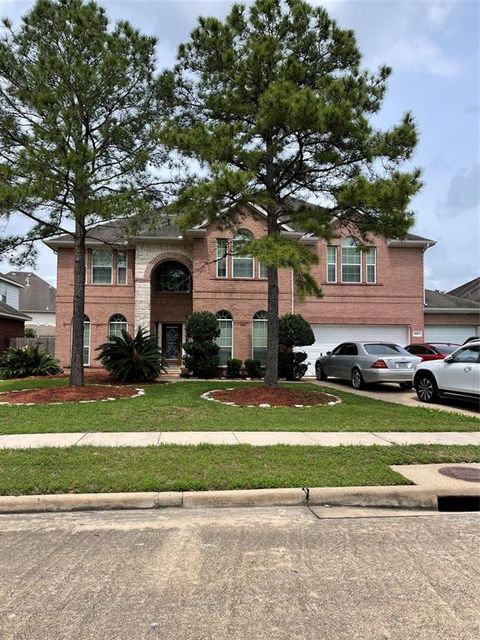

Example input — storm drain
[437,495,480,512]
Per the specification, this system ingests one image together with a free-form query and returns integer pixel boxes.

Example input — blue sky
[1,0,479,292]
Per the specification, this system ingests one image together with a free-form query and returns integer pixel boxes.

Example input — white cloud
[372,35,461,77]
[425,1,454,28]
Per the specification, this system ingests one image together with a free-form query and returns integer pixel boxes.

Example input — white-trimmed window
[216,239,228,278]
[232,229,254,278]
[366,247,376,283]
[92,249,113,284]
[252,310,268,364]
[216,310,233,365]
[341,237,361,283]
[117,251,127,285]
[109,314,128,339]
[326,246,337,283]
[83,315,91,366]
[259,262,268,279]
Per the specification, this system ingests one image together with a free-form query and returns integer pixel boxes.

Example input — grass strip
[0,444,478,495]
[0,379,478,434]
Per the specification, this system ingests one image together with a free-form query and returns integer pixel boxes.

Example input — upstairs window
[216,310,233,365]
[366,247,376,283]
[109,314,128,339]
[117,251,127,285]
[155,261,191,293]
[92,249,113,284]
[232,229,254,278]
[326,246,337,283]
[341,238,361,283]
[216,239,228,278]
[252,310,268,364]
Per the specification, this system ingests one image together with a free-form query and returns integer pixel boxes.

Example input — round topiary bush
[278,313,315,381]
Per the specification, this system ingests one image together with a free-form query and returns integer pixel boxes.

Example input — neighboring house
[5,272,56,337]
[45,205,435,374]
[0,302,31,355]
[424,289,480,344]
[448,277,480,304]
[0,272,23,310]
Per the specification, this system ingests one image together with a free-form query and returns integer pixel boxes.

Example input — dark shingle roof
[0,300,31,321]
[425,289,480,310]
[5,272,56,313]
[448,277,480,303]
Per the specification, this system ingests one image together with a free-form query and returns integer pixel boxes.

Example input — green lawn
[0,444,478,495]
[0,378,478,434]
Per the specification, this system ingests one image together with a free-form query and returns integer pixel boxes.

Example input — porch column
[135,280,151,332]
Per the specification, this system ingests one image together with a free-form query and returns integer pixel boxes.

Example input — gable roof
[447,277,480,303]
[424,289,480,314]
[5,272,56,313]
[0,300,31,321]
[0,273,24,288]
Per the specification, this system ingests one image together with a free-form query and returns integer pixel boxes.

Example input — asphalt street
[0,506,478,640]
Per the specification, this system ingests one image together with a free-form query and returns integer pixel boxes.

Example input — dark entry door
[162,324,183,365]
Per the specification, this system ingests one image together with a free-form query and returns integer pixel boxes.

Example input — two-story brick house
[46,204,435,375]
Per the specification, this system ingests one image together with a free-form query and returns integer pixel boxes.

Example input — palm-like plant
[0,345,62,379]
[97,328,166,383]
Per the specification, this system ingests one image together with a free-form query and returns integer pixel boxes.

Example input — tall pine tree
[0,0,167,386]
[160,0,421,387]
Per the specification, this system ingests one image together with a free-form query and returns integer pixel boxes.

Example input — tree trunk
[69,223,86,387]
[263,211,279,388]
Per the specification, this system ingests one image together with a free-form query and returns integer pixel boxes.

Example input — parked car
[463,336,479,345]
[404,342,460,361]
[315,342,422,389]
[414,341,480,404]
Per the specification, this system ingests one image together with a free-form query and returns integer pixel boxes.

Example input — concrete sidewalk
[0,430,479,449]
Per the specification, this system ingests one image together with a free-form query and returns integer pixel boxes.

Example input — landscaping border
[0,386,145,406]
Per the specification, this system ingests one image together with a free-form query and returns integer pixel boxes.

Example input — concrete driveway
[0,506,479,640]
[310,378,480,417]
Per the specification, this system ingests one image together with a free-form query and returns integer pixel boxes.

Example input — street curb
[0,485,478,513]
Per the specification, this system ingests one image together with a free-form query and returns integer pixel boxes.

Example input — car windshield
[363,343,408,356]
[430,344,459,354]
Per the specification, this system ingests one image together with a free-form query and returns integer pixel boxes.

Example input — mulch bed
[207,387,340,407]
[0,385,141,405]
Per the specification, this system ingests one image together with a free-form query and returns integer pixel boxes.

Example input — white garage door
[424,325,478,344]
[298,324,409,377]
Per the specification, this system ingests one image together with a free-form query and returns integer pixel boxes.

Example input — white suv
[414,341,480,404]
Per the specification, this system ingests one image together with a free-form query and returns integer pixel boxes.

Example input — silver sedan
[315,342,422,389]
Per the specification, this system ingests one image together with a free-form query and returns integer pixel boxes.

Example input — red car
[404,342,460,361]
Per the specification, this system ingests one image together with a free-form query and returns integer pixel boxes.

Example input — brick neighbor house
[45,204,438,375]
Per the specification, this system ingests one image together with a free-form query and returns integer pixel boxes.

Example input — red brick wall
[56,248,135,367]
[0,318,25,352]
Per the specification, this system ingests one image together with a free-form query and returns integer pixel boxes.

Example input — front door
[162,323,183,366]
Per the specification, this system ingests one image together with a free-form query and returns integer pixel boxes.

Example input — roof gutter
[388,239,436,249]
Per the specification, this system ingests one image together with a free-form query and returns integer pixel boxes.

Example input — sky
[0,0,479,292]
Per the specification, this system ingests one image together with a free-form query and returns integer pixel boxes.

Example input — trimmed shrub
[226,358,242,379]
[183,311,220,378]
[97,327,165,383]
[278,351,309,381]
[244,358,262,379]
[0,345,62,379]
[278,313,315,347]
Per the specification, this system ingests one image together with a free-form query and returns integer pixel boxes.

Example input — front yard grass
[0,378,478,435]
[0,444,478,495]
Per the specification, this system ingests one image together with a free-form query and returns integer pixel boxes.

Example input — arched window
[341,237,361,283]
[232,229,254,278]
[83,315,91,366]
[155,261,191,293]
[108,314,128,339]
[216,310,233,365]
[252,310,268,364]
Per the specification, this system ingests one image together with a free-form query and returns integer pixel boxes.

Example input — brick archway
[142,252,193,283]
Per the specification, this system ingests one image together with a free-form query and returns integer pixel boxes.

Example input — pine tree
[159,0,421,387]
[0,0,167,386]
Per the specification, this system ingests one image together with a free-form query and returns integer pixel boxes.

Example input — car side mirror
[444,355,453,363]
[327,351,332,356]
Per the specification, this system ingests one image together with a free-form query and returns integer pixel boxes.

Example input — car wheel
[351,368,365,390]
[399,382,413,390]
[415,373,438,403]
[315,364,327,381]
